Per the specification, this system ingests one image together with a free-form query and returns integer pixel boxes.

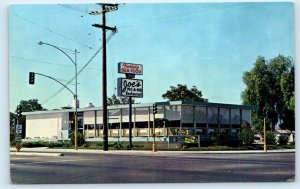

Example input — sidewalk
[10,147,295,156]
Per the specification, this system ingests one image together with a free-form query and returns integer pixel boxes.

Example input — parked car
[275,133,289,145]
[253,134,263,144]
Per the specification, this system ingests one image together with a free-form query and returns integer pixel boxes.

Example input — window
[168,120,180,128]
[181,123,193,128]
[135,121,149,128]
[84,124,94,130]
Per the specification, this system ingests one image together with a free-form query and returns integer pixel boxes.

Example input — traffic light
[29,72,35,84]
[11,118,16,127]
[153,103,157,114]
[259,106,265,116]
[16,105,22,118]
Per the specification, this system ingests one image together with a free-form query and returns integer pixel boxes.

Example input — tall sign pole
[118,62,143,149]
[128,96,132,148]
[90,4,118,151]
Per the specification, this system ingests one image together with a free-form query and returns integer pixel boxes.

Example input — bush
[211,132,228,146]
[70,132,85,146]
[62,141,72,148]
[239,128,255,146]
[22,141,47,148]
[266,131,276,145]
[47,142,64,148]
[211,132,241,147]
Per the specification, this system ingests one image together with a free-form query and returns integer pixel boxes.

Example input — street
[10,152,295,184]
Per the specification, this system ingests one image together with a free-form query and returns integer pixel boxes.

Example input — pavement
[9,147,295,157]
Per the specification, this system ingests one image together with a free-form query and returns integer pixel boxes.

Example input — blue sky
[8,2,294,112]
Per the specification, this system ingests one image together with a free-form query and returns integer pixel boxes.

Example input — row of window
[79,121,244,130]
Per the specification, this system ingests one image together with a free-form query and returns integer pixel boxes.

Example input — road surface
[10,151,295,184]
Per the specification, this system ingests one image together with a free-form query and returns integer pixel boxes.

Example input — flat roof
[23,101,258,115]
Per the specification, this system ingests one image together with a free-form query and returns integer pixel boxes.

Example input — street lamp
[38,41,79,150]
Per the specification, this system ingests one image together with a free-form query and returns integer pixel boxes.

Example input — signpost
[117,62,143,149]
[15,124,22,152]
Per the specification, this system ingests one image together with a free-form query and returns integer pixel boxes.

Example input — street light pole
[38,41,79,150]
[74,49,78,150]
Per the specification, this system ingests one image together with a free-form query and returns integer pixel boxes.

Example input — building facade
[24,101,257,141]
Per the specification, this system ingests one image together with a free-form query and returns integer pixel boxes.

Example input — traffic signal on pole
[153,103,157,114]
[29,72,35,84]
[259,106,265,116]
[16,106,22,118]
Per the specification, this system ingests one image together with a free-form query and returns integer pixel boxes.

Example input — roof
[23,100,258,115]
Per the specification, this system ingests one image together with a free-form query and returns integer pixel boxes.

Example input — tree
[241,55,294,131]
[239,122,254,146]
[162,84,208,102]
[17,99,45,112]
[107,94,135,106]
[11,99,45,140]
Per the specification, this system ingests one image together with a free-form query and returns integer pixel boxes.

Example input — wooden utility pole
[90,4,118,151]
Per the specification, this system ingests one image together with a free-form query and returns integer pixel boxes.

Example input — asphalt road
[10,152,295,184]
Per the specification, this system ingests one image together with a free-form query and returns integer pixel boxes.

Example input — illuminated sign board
[118,62,143,75]
[117,78,143,98]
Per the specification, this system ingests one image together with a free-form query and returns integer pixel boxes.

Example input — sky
[7,1,295,112]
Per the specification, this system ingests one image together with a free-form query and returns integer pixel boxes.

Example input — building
[23,101,257,142]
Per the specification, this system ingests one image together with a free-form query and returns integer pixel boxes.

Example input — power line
[58,4,90,14]
[119,3,251,29]
[11,13,95,50]
[9,56,97,70]
[41,32,116,106]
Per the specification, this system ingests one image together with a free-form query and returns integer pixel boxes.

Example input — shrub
[266,131,276,145]
[62,141,72,148]
[239,128,255,146]
[47,142,64,148]
[70,132,85,146]
[211,132,228,146]
[211,132,241,147]
[22,141,47,148]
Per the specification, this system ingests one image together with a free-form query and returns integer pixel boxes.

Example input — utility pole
[90,4,118,151]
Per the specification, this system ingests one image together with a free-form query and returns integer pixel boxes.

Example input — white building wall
[26,112,68,139]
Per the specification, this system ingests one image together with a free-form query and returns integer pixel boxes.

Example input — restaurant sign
[118,62,143,75]
[117,78,143,98]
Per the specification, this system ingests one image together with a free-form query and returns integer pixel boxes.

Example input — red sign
[118,62,143,75]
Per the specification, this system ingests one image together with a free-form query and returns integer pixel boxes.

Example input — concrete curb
[10,148,295,155]
[10,152,64,157]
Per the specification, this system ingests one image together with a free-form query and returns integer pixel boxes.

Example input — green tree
[12,99,45,140]
[107,94,135,106]
[162,84,208,102]
[17,99,45,112]
[241,55,294,131]
[239,122,255,146]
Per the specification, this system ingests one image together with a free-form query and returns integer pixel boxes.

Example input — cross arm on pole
[92,24,117,33]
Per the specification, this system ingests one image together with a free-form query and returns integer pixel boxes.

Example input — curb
[10,148,295,155]
[10,152,64,157]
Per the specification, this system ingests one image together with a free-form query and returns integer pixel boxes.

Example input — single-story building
[23,101,257,142]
